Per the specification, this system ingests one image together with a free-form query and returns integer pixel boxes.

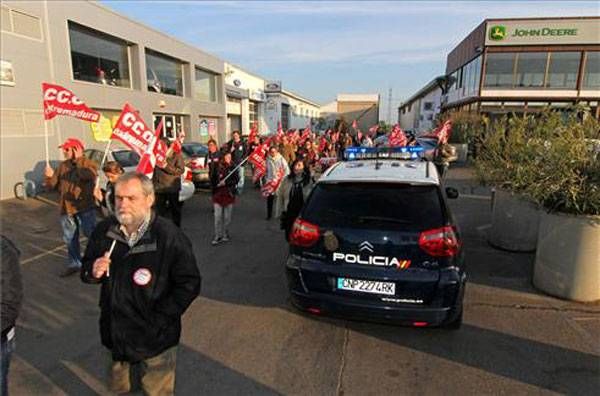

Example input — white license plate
[337,278,395,296]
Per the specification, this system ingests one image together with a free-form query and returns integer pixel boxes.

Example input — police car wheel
[441,308,463,330]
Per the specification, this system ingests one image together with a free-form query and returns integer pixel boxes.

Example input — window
[69,22,130,87]
[484,53,516,88]
[546,52,580,89]
[515,52,547,88]
[249,101,258,125]
[303,183,444,231]
[146,49,183,96]
[583,52,600,89]
[194,67,218,102]
[423,102,433,111]
[153,114,184,140]
[427,114,434,121]
[281,103,290,130]
[472,56,482,94]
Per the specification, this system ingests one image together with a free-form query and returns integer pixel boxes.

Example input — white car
[84,148,195,204]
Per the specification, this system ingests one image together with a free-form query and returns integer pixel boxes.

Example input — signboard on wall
[199,119,209,136]
[485,18,600,46]
[0,60,15,86]
[208,120,216,137]
[264,81,282,93]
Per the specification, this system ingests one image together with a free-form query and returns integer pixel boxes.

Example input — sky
[103,1,599,122]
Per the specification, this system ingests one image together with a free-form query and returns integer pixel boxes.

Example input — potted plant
[528,111,600,302]
[474,115,544,252]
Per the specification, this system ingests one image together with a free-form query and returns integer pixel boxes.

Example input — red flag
[136,120,165,178]
[388,124,407,147]
[111,103,156,156]
[421,120,452,144]
[277,121,284,138]
[248,121,258,144]
[352,120,358,130]
[261,166,286,197]
[368,124,379,136]
[298,128,311,146]
[42,83,100,122]
[318,136,328,153]
[248,137,272,183]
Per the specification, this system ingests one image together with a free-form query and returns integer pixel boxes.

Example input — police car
[285,146,465,329]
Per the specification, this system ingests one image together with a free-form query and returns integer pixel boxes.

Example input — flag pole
[43,121,50,167]
[100,139,112,169]
[218,155,250,185]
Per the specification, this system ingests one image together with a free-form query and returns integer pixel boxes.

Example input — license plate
[337,277,395,296]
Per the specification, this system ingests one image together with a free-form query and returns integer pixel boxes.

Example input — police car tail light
[418,226,460,257]
[290,219,320,247]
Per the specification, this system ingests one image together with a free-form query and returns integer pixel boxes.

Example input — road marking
[477,224,492,231]
[21,245,68,264]
[460,194,491,200]
[26,243,67,259]
[61,359,108,395]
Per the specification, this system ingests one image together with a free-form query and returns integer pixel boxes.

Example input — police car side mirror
[445,187,459,199]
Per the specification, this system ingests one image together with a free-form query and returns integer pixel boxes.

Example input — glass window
[249,101,258,125]
[68,22,130,88]
[484,53,516,88]
[303,183,444,231]
[153,114,184,140]
[473,56,482,94]
[146,49,183,96]
[546,52,580,89]
[194,67,217,102]
[515,52,547,88]
[583,52,600,89]
[423,102,433,111]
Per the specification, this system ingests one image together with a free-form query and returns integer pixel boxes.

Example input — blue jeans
[1,336,15,396]
[60,208,96,269]
[237,166,245,194]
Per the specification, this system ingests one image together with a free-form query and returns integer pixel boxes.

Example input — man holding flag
[44,138,98,277]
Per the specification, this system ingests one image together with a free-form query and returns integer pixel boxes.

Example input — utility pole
[387,87,393,124]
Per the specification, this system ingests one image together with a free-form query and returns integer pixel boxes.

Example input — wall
[0,0,227,199]
[337,101,379,131]
[224,63,267,136]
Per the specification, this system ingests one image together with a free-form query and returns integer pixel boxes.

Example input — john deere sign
[486,19,599,46]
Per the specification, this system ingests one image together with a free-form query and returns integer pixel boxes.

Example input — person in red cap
[45,138,98,277]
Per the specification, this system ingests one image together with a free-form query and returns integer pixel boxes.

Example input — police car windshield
[303,183,445,230]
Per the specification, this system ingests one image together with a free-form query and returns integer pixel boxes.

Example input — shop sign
[208,120,216,137]
[265,81,282,93]
[250,89,266,102]
[199,119,209,136]
[486,19,599,46]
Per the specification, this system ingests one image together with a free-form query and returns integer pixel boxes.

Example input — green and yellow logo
[489,25,507,41]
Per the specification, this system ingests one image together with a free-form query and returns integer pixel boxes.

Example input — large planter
[533,212,600,302]
[488,189,541,252]
[450,143,468,163]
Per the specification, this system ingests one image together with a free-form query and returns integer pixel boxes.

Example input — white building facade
[398,77,443,133]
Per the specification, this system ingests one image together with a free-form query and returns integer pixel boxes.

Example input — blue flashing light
[344,146,424,161]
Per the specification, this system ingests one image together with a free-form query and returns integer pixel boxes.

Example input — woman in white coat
[265,145,289,220]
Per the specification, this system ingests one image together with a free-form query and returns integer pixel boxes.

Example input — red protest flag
[368,124,379,136]
[352,120,358,130]
[261,166,286,197]
[42,83,100,122]
[111,103,155,156]
[277,121,284,138]
[136,120,165,178]
[421,120,452,144]
[318,136,328,153]
[388,124,408,147]
[248,121,258,144]
[248,137,272,183]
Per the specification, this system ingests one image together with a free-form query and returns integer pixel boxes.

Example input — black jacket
[204,150,221,189]
[1,236,22,339]
[81,213,201,362]
[227,139,247,165]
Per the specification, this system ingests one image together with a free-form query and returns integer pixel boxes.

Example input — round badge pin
[133,268,152,286]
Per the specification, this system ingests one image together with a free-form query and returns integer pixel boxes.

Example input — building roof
[319,160,439,185]
[281,89,321,108]
[337,94,380,103]
[398,76,444,110]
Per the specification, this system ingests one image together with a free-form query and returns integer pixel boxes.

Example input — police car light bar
[344,146,424,161]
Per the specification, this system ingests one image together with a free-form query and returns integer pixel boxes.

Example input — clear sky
[103,1,598,121]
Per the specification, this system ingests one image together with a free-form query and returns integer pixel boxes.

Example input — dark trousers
[155,192,182,227]
[266,194,275,219]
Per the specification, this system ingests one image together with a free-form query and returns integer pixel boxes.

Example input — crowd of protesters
[12,119,453,395]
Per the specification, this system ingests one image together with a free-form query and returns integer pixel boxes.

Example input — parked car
[84,148,195,203]
[181,142,210,187]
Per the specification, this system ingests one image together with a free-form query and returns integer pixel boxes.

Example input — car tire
[442,308,463,330]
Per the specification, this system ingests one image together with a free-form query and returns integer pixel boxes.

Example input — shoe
[59,267,79,277]
[222,233,230,242]
[211,237,222,246]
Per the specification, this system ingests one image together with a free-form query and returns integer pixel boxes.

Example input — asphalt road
[2,167,599,395]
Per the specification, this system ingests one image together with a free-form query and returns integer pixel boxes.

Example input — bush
[438,112,486,144]
[475,107,600,216]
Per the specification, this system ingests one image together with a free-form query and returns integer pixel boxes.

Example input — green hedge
[474,108,600,216]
